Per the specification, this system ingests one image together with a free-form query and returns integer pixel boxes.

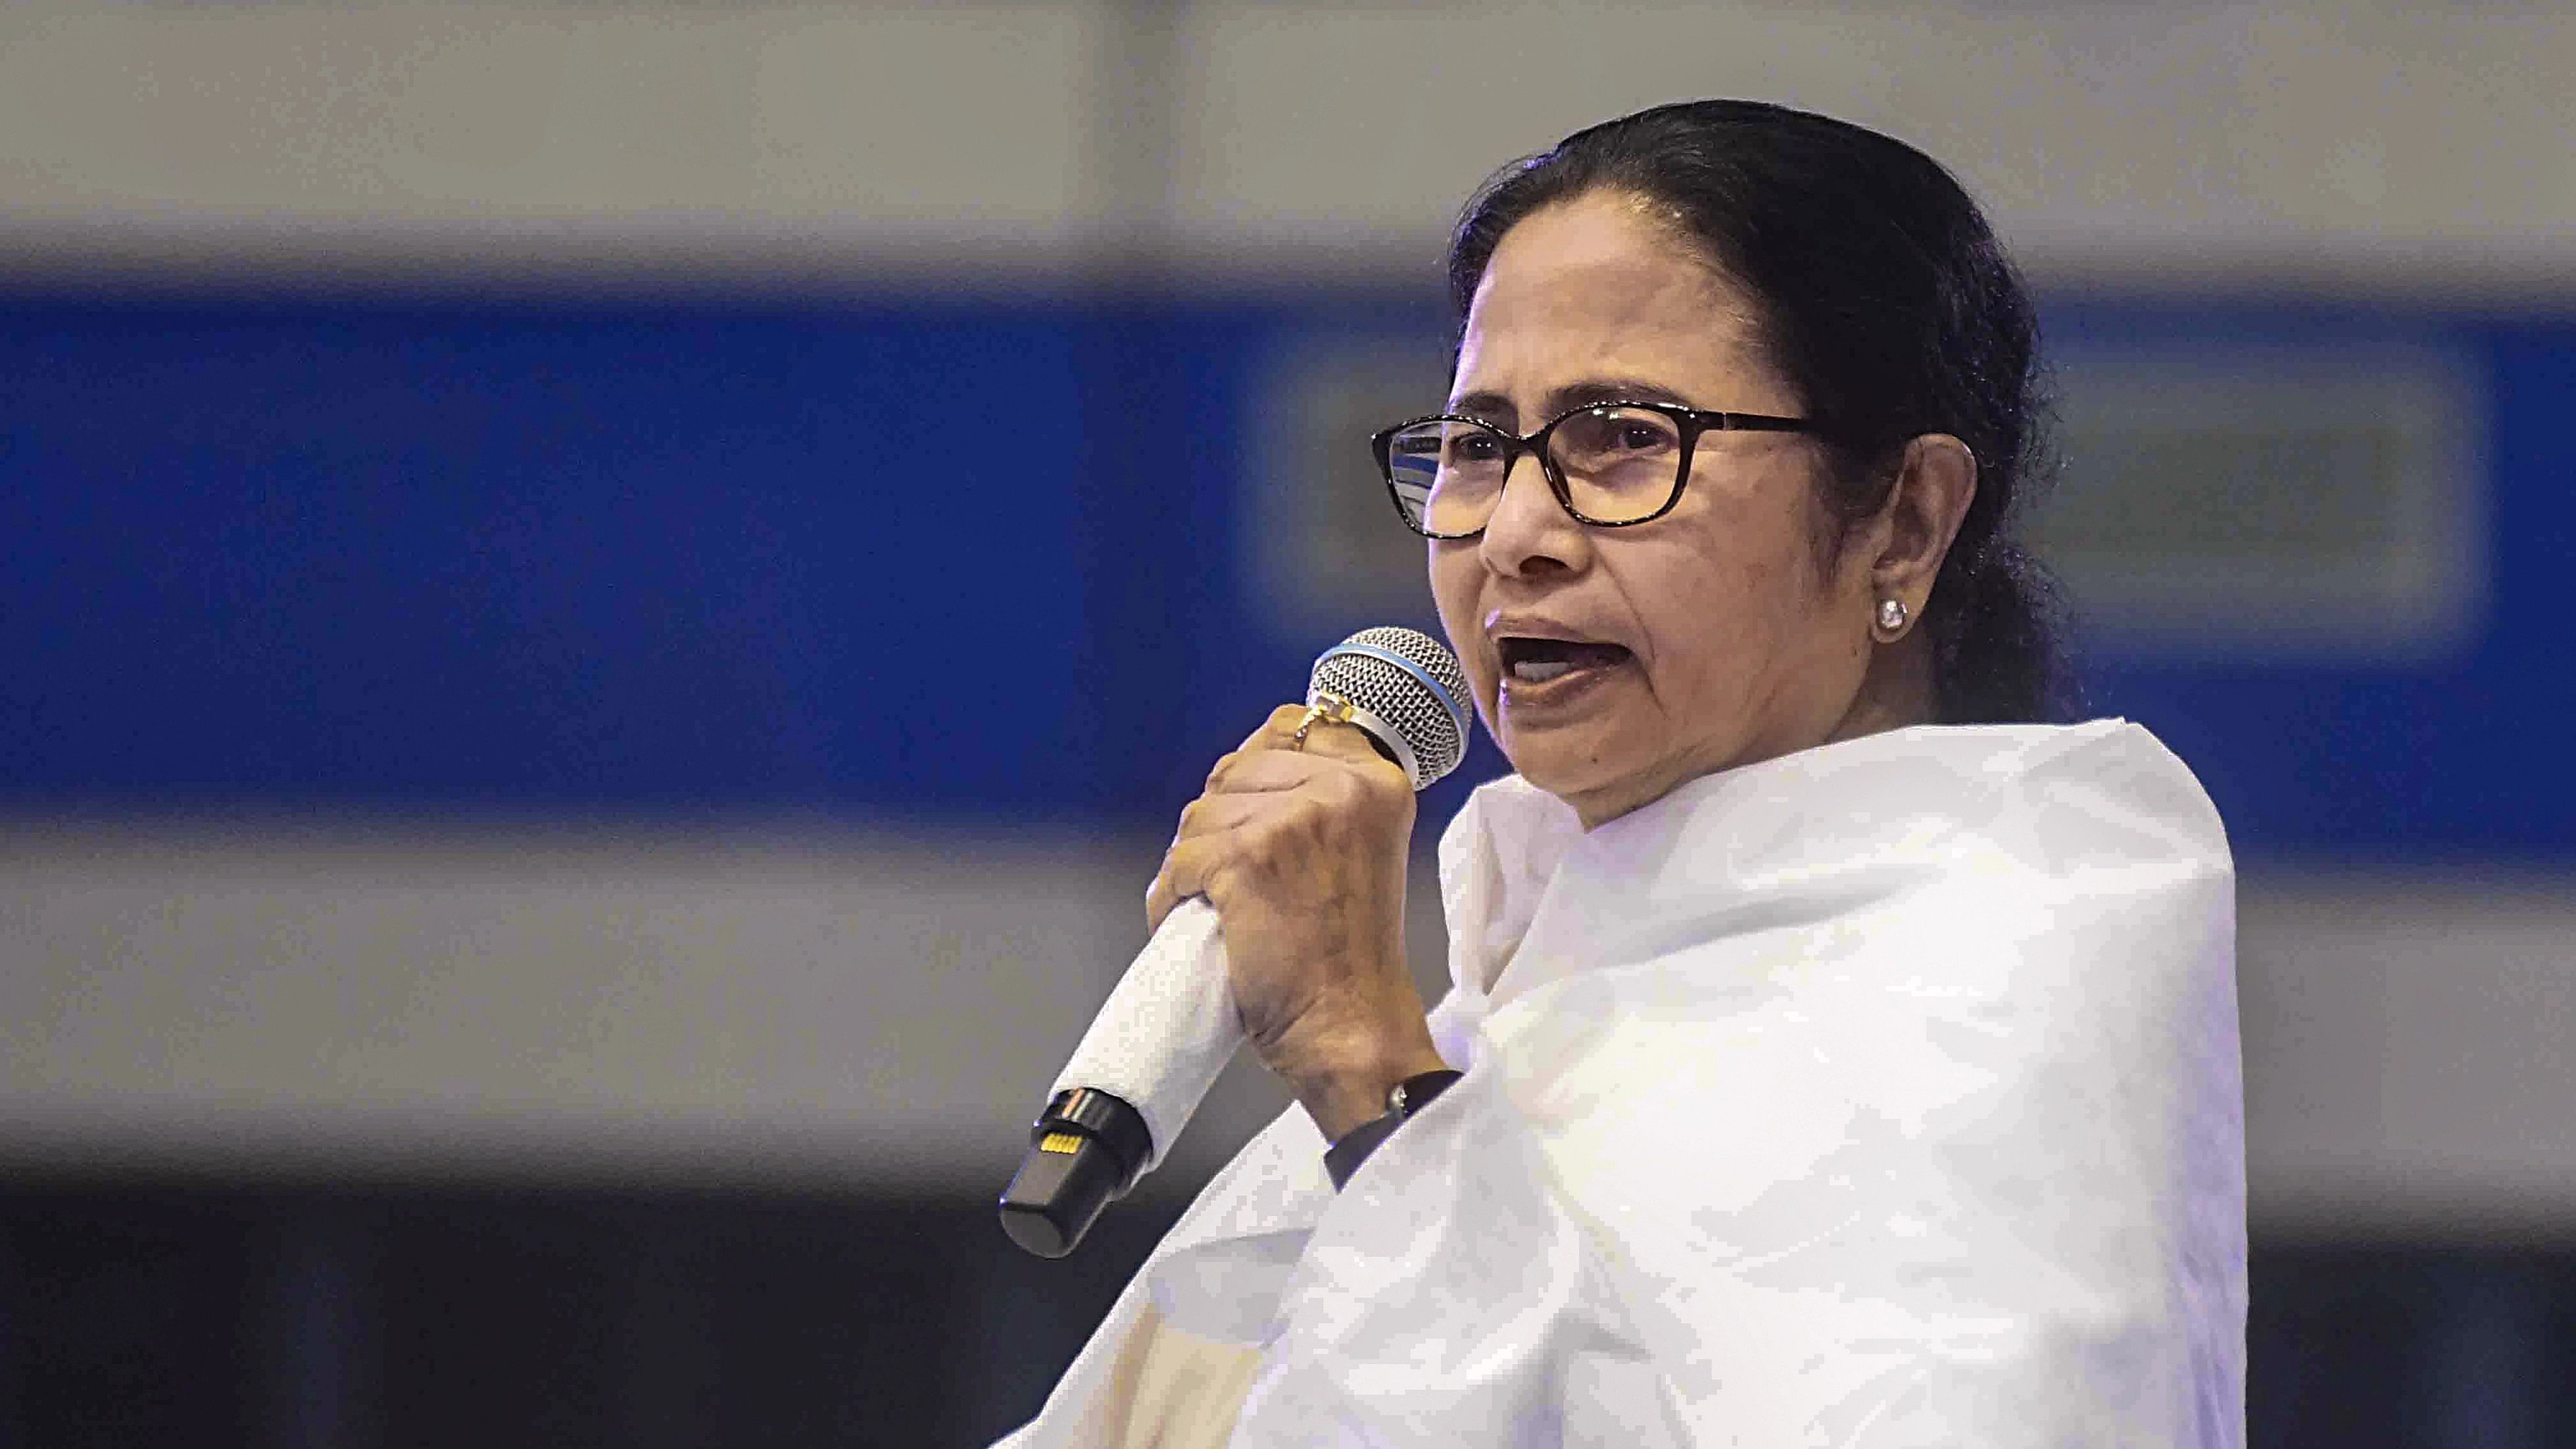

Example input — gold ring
[1291,694,1355,750]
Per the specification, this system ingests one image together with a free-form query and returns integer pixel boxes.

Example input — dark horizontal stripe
[2,1181,2570,1447]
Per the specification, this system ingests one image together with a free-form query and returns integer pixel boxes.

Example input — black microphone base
[998,1135,1127,1258]
[997,1088,1154,1258]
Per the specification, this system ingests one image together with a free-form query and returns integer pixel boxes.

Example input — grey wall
[4,1,2573,293]
[7,827,2573,1238]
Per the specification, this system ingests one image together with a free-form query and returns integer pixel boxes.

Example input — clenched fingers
[1147,826,1242,935]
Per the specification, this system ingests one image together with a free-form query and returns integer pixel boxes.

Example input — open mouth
[1496,636,1632,685]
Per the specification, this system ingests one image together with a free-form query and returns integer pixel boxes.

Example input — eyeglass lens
[1386,406,1686,535]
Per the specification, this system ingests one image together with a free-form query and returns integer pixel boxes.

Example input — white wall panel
[2,1,2573,289]
[0,821,1397,1196]
[1,822,1171,1190]
[6,822,2574,1236]
[0,3,1120,279]
[1167,1,2576,287]
[2240,873,2576,1240]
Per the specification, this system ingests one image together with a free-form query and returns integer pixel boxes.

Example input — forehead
[1452,191,1774,417]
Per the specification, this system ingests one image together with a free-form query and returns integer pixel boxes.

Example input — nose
[1476,449,1587,578]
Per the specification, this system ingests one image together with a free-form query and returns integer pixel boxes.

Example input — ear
[1867,433,1978,629]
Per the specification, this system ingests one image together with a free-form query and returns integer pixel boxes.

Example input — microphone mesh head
[1307,626,1472,789]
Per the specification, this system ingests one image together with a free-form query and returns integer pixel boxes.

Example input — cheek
[1627,511,1814,699]
[1427,547,1492,687]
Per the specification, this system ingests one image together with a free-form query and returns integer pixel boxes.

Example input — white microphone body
[1046,896,1234,1175]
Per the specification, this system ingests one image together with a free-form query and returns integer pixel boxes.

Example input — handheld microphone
[996,627,1473,1258]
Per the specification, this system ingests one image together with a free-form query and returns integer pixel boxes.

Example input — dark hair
[1446,100,2076,724]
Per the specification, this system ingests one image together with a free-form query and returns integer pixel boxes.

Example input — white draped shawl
[997,720,2246,1448]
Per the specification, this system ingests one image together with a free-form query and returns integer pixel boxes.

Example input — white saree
[998,720,2246,1448]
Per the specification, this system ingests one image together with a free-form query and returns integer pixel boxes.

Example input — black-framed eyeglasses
[1369,401,1821,539]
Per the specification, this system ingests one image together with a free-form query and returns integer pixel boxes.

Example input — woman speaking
[1002,99,2244,1448]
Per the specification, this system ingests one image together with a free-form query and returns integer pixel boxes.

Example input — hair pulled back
[1446,99,2075,724]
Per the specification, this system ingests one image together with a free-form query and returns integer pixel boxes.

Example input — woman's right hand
[1146,706,1448,1141]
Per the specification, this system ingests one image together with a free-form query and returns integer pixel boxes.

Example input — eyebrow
[1446,378,1699,428]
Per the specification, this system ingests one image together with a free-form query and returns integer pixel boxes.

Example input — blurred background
[2,1,2571,1444]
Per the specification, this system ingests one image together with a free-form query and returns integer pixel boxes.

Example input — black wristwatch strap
[1323,1068,1463,1191]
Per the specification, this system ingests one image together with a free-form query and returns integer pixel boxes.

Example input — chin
[1505,720,1750,827]
[1499,731,1637,815]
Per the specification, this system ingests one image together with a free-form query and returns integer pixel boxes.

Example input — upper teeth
[1513,659,1572,682]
